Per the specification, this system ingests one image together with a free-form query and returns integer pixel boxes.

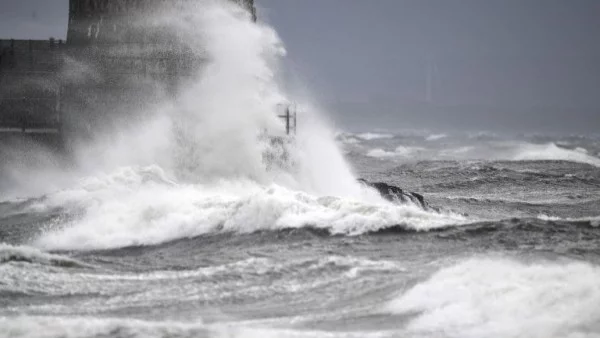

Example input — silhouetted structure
[0,0,256,147]
[0,39,64,136]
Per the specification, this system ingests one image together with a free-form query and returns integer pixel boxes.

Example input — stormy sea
[1,2,600,338]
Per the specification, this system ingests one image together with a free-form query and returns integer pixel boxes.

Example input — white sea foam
[425,133,447,141]
[363,141,600,167]
[33,166,466,251]
[537,214,600,227]
[385,257,600,338]
[394,145,425,157]
[512,143,600,167]
[456,142,600,167]
[366,146,425,160]
[356,132,394,141]
[445,142,600,166]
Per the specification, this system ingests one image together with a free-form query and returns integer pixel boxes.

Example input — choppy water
[2,1,600,336]
[1,132,600,338]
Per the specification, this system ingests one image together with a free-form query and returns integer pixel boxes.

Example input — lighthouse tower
[67,0,256,44]
[61,0,257,140]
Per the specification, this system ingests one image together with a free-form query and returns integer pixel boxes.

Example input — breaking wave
[361,141,600,167]
[32,166,467,251]
[513,142,600,167]
[385,257,600,338]
[425,133,447,141]
[355,132,394,141]
[367,146,426,159]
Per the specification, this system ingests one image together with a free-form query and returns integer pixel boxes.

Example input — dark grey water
[1,132,600,338]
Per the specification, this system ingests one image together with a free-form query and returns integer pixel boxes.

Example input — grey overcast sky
[1,1,599,132]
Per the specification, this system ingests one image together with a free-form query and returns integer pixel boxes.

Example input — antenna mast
[278,103,297,135]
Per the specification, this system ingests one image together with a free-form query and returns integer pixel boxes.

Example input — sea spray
[162,0,287,183]
[33,167,466,251]
[14,0,467,250]
[153,1,368,198]
[68,0,366,195]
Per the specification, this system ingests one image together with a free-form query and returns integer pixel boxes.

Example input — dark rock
[358,179,429,210]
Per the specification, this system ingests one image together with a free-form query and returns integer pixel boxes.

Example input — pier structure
[0,0,256,147]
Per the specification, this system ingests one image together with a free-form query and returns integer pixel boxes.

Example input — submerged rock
[358,179,430,210]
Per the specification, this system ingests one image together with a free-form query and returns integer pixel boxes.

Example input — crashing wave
[384,257,600,338]
[31,166,467,251]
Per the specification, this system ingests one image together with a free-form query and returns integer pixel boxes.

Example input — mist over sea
[1,1,600,337]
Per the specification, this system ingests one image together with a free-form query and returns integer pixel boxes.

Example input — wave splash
[32,166,466,251]
[385,257,600,338]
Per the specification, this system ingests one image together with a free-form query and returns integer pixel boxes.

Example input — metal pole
[286,107,290,135]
